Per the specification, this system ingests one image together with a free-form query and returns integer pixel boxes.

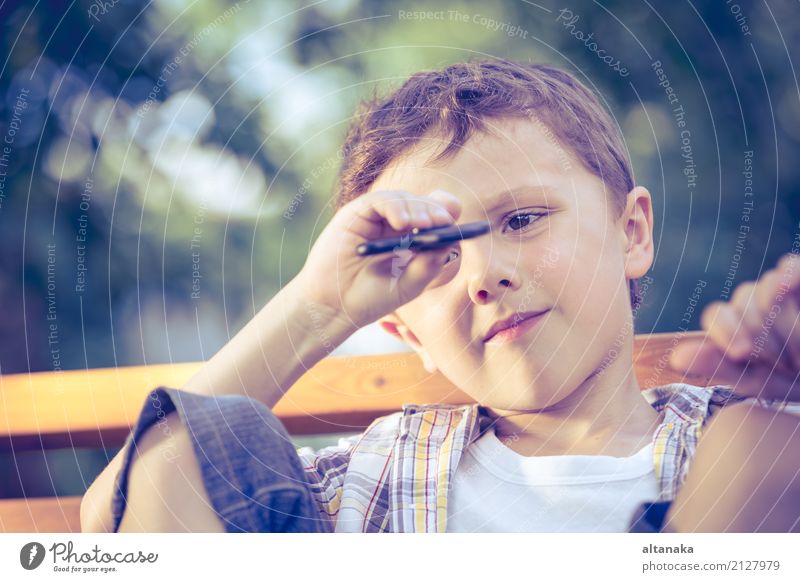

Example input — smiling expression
[373,116,653,411]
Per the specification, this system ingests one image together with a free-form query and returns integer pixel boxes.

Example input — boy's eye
[503,211,545,233]
[441,212,546,267]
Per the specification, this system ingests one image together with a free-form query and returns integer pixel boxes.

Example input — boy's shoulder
[642,382,743,416]
[298,384,798,468]
[643,382,800,425]
[367,385,800,438]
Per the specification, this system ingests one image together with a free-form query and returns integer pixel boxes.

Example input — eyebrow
[482,185,558,211]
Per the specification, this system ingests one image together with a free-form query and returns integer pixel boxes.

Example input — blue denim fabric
[111,386,332,533]
[627,500,672,533]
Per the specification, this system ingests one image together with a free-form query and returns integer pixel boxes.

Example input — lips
[483,309,549,343]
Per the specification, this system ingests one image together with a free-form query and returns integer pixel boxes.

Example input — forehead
[369,117,586,205]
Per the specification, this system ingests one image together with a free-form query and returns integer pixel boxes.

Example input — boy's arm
[668,251,800,402]
[80,276,357,532]
[107,407,226,532]
[81,189,460,532]
[179,275,357,407]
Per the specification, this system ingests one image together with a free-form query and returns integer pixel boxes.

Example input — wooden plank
[0,354,469,451]
[0,496,82,533]
[632,330,711,389]
[0,331,710,452]
[0,331,715,534]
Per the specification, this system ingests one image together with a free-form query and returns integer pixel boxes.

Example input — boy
[80,58,800,533]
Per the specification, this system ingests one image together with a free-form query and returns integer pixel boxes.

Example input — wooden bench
[0,331,709,532]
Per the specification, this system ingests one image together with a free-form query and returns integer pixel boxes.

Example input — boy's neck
[484,365,663,458]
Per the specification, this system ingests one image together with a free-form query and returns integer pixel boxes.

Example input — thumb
[669,337,800,400]
[669,338,712,375]
[391,245,452,297]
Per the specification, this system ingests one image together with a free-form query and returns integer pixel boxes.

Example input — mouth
[483,309,550,345]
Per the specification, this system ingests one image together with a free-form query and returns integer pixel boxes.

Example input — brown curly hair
[333,58,641,310]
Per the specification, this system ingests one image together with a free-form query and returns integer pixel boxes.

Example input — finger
[669,337,715,380]
[426,189,463,221]
[405,196,433,228]
[773,296,800,370]
[727,280,784,361]
[754,269,800,370]
[700,300,752,361]
[349,191,415,232]
[407,196,452,229]
[385,192,421,231]
[732,360,800,401]
[777,252,800,297]
[669,337,800,400]
[730,274,784,363]
[761,253,800,368]
[391,245,454,301]
[352,191,438,234]
[384,191,455,230]
[669,337,743,382]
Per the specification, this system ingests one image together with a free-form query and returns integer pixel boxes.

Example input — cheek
[520,242,564,296]
[399,298,459,343]
[545,226,625,309]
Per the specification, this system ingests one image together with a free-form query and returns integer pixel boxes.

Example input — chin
[479,388,568,413]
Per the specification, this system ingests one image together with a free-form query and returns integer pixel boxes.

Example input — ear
[619,186,654,279]
[377,314,439,374]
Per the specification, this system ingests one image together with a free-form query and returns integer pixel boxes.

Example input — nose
[473,278,513,304]
[462,237,518,305]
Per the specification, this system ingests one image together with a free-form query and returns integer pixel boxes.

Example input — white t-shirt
[446,427,660,532]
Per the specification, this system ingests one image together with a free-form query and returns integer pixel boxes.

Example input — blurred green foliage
[1,0,799,379]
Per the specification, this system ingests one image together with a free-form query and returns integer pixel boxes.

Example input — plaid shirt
[295,383,800,533]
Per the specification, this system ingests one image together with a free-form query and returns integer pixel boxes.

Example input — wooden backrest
[0,331,708,453]
[0,330,710,532]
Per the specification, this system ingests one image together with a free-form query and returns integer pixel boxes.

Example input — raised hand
[293,189,462,332]
[669,252,800,401]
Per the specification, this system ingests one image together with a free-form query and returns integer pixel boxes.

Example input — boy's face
[372,117,654,411]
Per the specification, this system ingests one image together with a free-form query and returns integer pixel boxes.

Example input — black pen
[355,220,491,256]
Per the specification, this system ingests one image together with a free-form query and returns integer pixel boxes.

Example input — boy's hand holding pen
[292,189,488,332]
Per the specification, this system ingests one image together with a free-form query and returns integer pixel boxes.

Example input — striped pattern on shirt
[295,383,800,533]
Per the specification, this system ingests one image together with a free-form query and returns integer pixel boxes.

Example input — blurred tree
[0,0,798,377]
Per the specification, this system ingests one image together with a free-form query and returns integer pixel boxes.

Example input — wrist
[281,276,358,355]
